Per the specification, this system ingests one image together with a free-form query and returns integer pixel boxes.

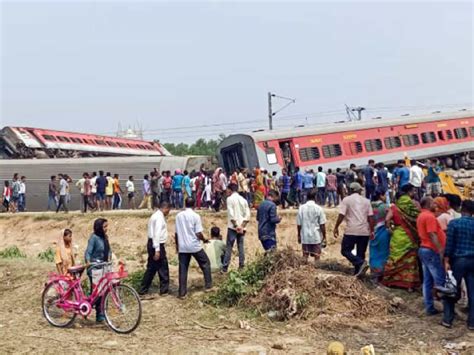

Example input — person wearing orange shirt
[112,174,122,210]
[416,196,446,315]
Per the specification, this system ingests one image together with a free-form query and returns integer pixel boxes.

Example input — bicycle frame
[45,263,128,318]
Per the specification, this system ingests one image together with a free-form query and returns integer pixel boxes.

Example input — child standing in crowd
[55,229,75,275]
[2,181,11,212]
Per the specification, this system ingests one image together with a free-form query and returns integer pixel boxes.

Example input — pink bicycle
[42,261,142,334]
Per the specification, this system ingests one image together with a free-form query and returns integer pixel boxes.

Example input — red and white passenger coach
[0,127,171,158]
[218,110,474,173]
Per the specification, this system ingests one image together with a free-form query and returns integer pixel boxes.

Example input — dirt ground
[1,209,474,354]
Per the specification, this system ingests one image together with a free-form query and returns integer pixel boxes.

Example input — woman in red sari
[382,184,421,290]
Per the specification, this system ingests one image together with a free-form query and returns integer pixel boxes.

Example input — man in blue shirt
[442,200,474,329]
[256,190,282,251]
[376,162,390,204]
[302,169,314,203]
[279,168,292,209]
[363,159,376,200]
[172,170,184,209]
[427,159,442,197]
[291,167,303,206]
[393,160,410,193]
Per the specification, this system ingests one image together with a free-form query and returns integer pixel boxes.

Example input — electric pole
[268,92,273,130]
[268,92,296,130]
[345,104,366,121]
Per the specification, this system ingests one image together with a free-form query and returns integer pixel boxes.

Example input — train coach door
[279,140,296,173]
[221,143,245,173]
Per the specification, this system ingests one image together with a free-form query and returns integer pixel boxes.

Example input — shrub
[207,253,274,307]
[0,246,26,259]
[37,247,55,262]
[123,269,145,292]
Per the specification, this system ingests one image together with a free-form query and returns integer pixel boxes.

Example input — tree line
[159,135,225,157]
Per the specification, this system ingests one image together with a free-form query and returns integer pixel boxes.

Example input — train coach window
[446,130,453,140]
[470,127,474,137]
[384,136,402,149]
[70,138,83,143]
[299,147,320,162]
[364,139,383,152]
[402,134,420,146]
[42,134,57,141]
[95,140,106,145]
[421,132,436,144]
[265,148,277,164]
[117,143,127,148]
[322,144,342,158]
[454,128,468,139]
[106,141,117,147]
[57,136,71,142]
[348,141,363,154]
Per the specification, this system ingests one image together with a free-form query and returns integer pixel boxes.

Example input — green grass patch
[0,246,27,259]
[123,269,145,291]
[37,247,55,262]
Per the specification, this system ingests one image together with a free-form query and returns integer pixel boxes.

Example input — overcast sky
[1,1,472,143]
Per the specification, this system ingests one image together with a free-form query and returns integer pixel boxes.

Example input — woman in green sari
[382,184,421,290]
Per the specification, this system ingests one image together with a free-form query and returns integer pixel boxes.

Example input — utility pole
[268,92,273,130]
[345,104,366,121]
[268,92,296,130]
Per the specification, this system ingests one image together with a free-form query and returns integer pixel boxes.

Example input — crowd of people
[5,157,474,330]
[47,158,474,331]
[0,157,450,214]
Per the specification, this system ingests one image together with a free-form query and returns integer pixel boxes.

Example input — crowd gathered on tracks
[3,157,474,330]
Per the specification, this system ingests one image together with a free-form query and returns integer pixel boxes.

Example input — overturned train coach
[0,155,214,211]
[217,110,474,173]
[0,126,171,159]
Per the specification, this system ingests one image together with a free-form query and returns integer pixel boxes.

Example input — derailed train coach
[0,155,213,211]
[217,110,474,173]
[0,126,171,159]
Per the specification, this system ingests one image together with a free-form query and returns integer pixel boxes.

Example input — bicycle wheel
[42,280,77,327]
[104,284,142,334]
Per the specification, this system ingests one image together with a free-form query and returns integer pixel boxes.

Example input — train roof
[246,110,474,142]
[0,155,205,166]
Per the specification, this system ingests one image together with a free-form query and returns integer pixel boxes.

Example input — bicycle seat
[68,265,86,274]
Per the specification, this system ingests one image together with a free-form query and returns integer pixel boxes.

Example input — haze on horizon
[1,1,472,143]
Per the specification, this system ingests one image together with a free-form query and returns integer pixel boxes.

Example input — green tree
[162,135,226,157]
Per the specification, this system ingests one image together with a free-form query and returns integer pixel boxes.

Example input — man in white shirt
[75,173,87,212]
[409,161,425,201]
[175,197,212,298]
[18,176,26,212]
[333,182,374,277]
[139,202,171,296]
[90,172,98,208]
[297,189,327,263]
[56,174,69,213]
[222,183,251,272]
[126,176,136,210]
